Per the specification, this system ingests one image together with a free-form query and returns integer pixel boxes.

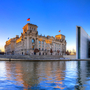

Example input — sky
[0,0,90,52]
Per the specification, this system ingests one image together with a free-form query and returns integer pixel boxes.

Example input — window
[30,27,31,30]
[34,28,35,30]
[32,45,34,50]
[39,41,41,44]
[42,45,44,47]
[42,48,44,51]
[39,52,41,55]
[32,39,35,43]
[39,48,40,50]
[32,28,33,30]
[42,41,44,44]
[39,45,41,47]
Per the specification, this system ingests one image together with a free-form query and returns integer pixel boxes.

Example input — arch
[32,39,35,43]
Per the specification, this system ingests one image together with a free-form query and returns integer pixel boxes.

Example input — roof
[23,23,38,29]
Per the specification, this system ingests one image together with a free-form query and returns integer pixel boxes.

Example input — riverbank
[0,55,90,61]
[0,58,90,61]
[0,55,63,60]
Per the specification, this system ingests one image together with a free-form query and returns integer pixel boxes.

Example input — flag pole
[27,18,30,23]
[59,30,61,34]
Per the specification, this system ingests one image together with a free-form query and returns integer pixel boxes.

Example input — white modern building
[76,26,90,59]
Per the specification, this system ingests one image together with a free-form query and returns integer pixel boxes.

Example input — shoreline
[0,57,90,61]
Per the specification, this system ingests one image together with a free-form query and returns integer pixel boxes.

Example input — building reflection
[5,61,66,89]
[77,61,90,90]
[54,62,65,89]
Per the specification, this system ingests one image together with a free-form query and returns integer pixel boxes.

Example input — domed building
[5,23,66,55]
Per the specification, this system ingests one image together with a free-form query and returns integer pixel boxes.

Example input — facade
[5,23,66,55]
[76,26,90,59]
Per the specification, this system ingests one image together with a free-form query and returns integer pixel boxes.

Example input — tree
[62,50,66,55]
[50,49,53,55]
[66,50,70,55]
[34,48,39,53]
[57,50,60,55]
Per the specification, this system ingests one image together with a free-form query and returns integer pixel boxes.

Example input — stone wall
[0,55,63,60]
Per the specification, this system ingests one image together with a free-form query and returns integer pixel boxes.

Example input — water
[0,61,90,90]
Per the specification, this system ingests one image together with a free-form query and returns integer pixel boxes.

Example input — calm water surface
[0,61,90,90]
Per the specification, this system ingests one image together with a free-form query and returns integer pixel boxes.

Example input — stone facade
[5,23,66,55]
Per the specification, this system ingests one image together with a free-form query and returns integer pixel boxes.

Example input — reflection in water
[0,61,90,89]
[0,61,6,80]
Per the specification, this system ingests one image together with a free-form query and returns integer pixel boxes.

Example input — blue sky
[0,0,90,51]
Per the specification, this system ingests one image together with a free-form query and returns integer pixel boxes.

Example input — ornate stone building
[5,23,66,55]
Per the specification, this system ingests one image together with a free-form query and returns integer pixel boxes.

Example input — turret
[22,23,38,34]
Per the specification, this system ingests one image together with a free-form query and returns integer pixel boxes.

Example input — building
[76,26,90,59]
[5,23,66,55]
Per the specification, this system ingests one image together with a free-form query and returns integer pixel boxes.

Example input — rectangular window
[42,41,44,44]
[39,41,41,44]
[32,45,34,50]
[39,48,40,50]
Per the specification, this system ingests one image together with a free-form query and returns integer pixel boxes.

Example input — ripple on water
[0,61,90,90]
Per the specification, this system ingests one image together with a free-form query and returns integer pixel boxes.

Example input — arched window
[32,39,35,43]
